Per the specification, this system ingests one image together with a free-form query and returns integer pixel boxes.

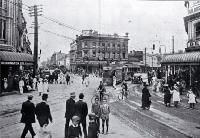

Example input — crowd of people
[20,91,110,138]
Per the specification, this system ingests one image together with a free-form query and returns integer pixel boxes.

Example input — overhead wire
[40,28,75,40]
[7,0,81,39]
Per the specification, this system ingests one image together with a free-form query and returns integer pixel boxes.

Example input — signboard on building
[188,1,200,15]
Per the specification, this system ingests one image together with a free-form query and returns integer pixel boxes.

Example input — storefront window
[0,19,6,40]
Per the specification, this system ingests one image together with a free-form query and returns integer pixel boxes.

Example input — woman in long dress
[163,84,172,107]
[141,83,151,110]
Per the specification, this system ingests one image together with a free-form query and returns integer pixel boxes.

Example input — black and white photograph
[1,0,200,138]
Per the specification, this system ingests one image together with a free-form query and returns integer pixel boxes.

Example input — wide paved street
[1,75,200,138]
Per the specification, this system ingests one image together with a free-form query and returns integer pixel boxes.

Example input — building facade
[0,0,33,94]
[0,0,31,53]
[70,30,129,73]
[50,51,70,69]
[162,1,200,89]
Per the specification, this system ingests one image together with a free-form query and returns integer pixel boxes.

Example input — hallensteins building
[161,1,200,89]
[0,0,33,94]
[70,30,129,73]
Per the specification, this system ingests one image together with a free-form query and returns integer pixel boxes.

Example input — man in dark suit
[65,92,76,138]
[20,95,36,138]
[75,93,88,138]
[35,93,53,129]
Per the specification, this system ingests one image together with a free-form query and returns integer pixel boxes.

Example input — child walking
[91,97,100,132]
[171,85,181,108]
[88,113,99,138]
[100,97,110,134]
[68,116,82,138]
[187,89,196,109]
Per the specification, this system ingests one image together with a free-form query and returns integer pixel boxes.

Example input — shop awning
[0,51,33,62]
[161,52,200,64]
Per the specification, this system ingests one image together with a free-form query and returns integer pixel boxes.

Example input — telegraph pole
[29,5,42,77]
[144,47,147,72]
[172,36,174,54]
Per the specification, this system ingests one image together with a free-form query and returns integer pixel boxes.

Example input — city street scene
[1,0,200,138]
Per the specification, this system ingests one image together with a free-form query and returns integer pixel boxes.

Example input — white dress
[172,90,180,102]
[188,93,196,103]
[37,82,43,93]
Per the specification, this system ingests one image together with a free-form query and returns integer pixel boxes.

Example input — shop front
[161,52,200,89]
[0,51,33,94]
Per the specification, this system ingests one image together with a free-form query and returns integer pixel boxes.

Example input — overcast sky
[23,0,188,61]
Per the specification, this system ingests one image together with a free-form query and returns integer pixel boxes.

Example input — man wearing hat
[75,93,88,138]
[35,93,53,129]
[20,95,36,138]
[65,92,76,138]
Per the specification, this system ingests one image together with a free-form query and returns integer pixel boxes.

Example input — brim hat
[88,113,96,119]
[28,95,33,100]
[163,84,168,87]
[72,115,80,121]
[70,92,75,97]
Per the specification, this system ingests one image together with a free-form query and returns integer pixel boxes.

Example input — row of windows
[82,41,126,48]
[83,52,126,59]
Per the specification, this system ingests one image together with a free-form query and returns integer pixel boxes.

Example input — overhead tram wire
[40,28,75,40]
[7,0,83,34]
[40,15,82,33]
[8,0,84,37]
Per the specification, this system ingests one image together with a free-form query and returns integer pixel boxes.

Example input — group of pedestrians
[65,92,110,138]
[163,83,197,109]
[20,93,52,138]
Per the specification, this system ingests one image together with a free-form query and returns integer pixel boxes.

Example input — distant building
[128,50,143,63]
[50,51,70,69]
[70,30,129,73]
[143,53,161,68]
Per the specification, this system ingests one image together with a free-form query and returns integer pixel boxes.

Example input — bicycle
[117,88,130,100]
[91,89,110,104]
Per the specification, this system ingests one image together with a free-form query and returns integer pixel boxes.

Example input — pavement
[0,75,144,138]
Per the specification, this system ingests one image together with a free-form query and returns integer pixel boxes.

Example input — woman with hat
[141,82,151,110]
[163,84,172,107]
[171,84,181,108]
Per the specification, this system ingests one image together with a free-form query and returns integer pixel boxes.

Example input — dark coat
[75,100,88,121]
[35,101,52,127]
[142,87,151,108]
[88,122,98,138]
[164,88,172,104]
[68,125,82,138]
[20,100,35,124]
[65,98,76,119]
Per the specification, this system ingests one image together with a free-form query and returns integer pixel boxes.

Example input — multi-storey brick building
[0,0,31,53]
[0,0,33,94]
[70,30,129,73]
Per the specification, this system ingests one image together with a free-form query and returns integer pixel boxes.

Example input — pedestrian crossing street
[106,84,200,138]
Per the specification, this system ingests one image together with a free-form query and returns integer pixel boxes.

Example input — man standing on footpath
[20,95,36,138]
[65,92,76,138]
[75,93,88,138]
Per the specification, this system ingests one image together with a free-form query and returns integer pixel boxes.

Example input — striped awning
[0,51,33,62]
[161,52,200,64]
